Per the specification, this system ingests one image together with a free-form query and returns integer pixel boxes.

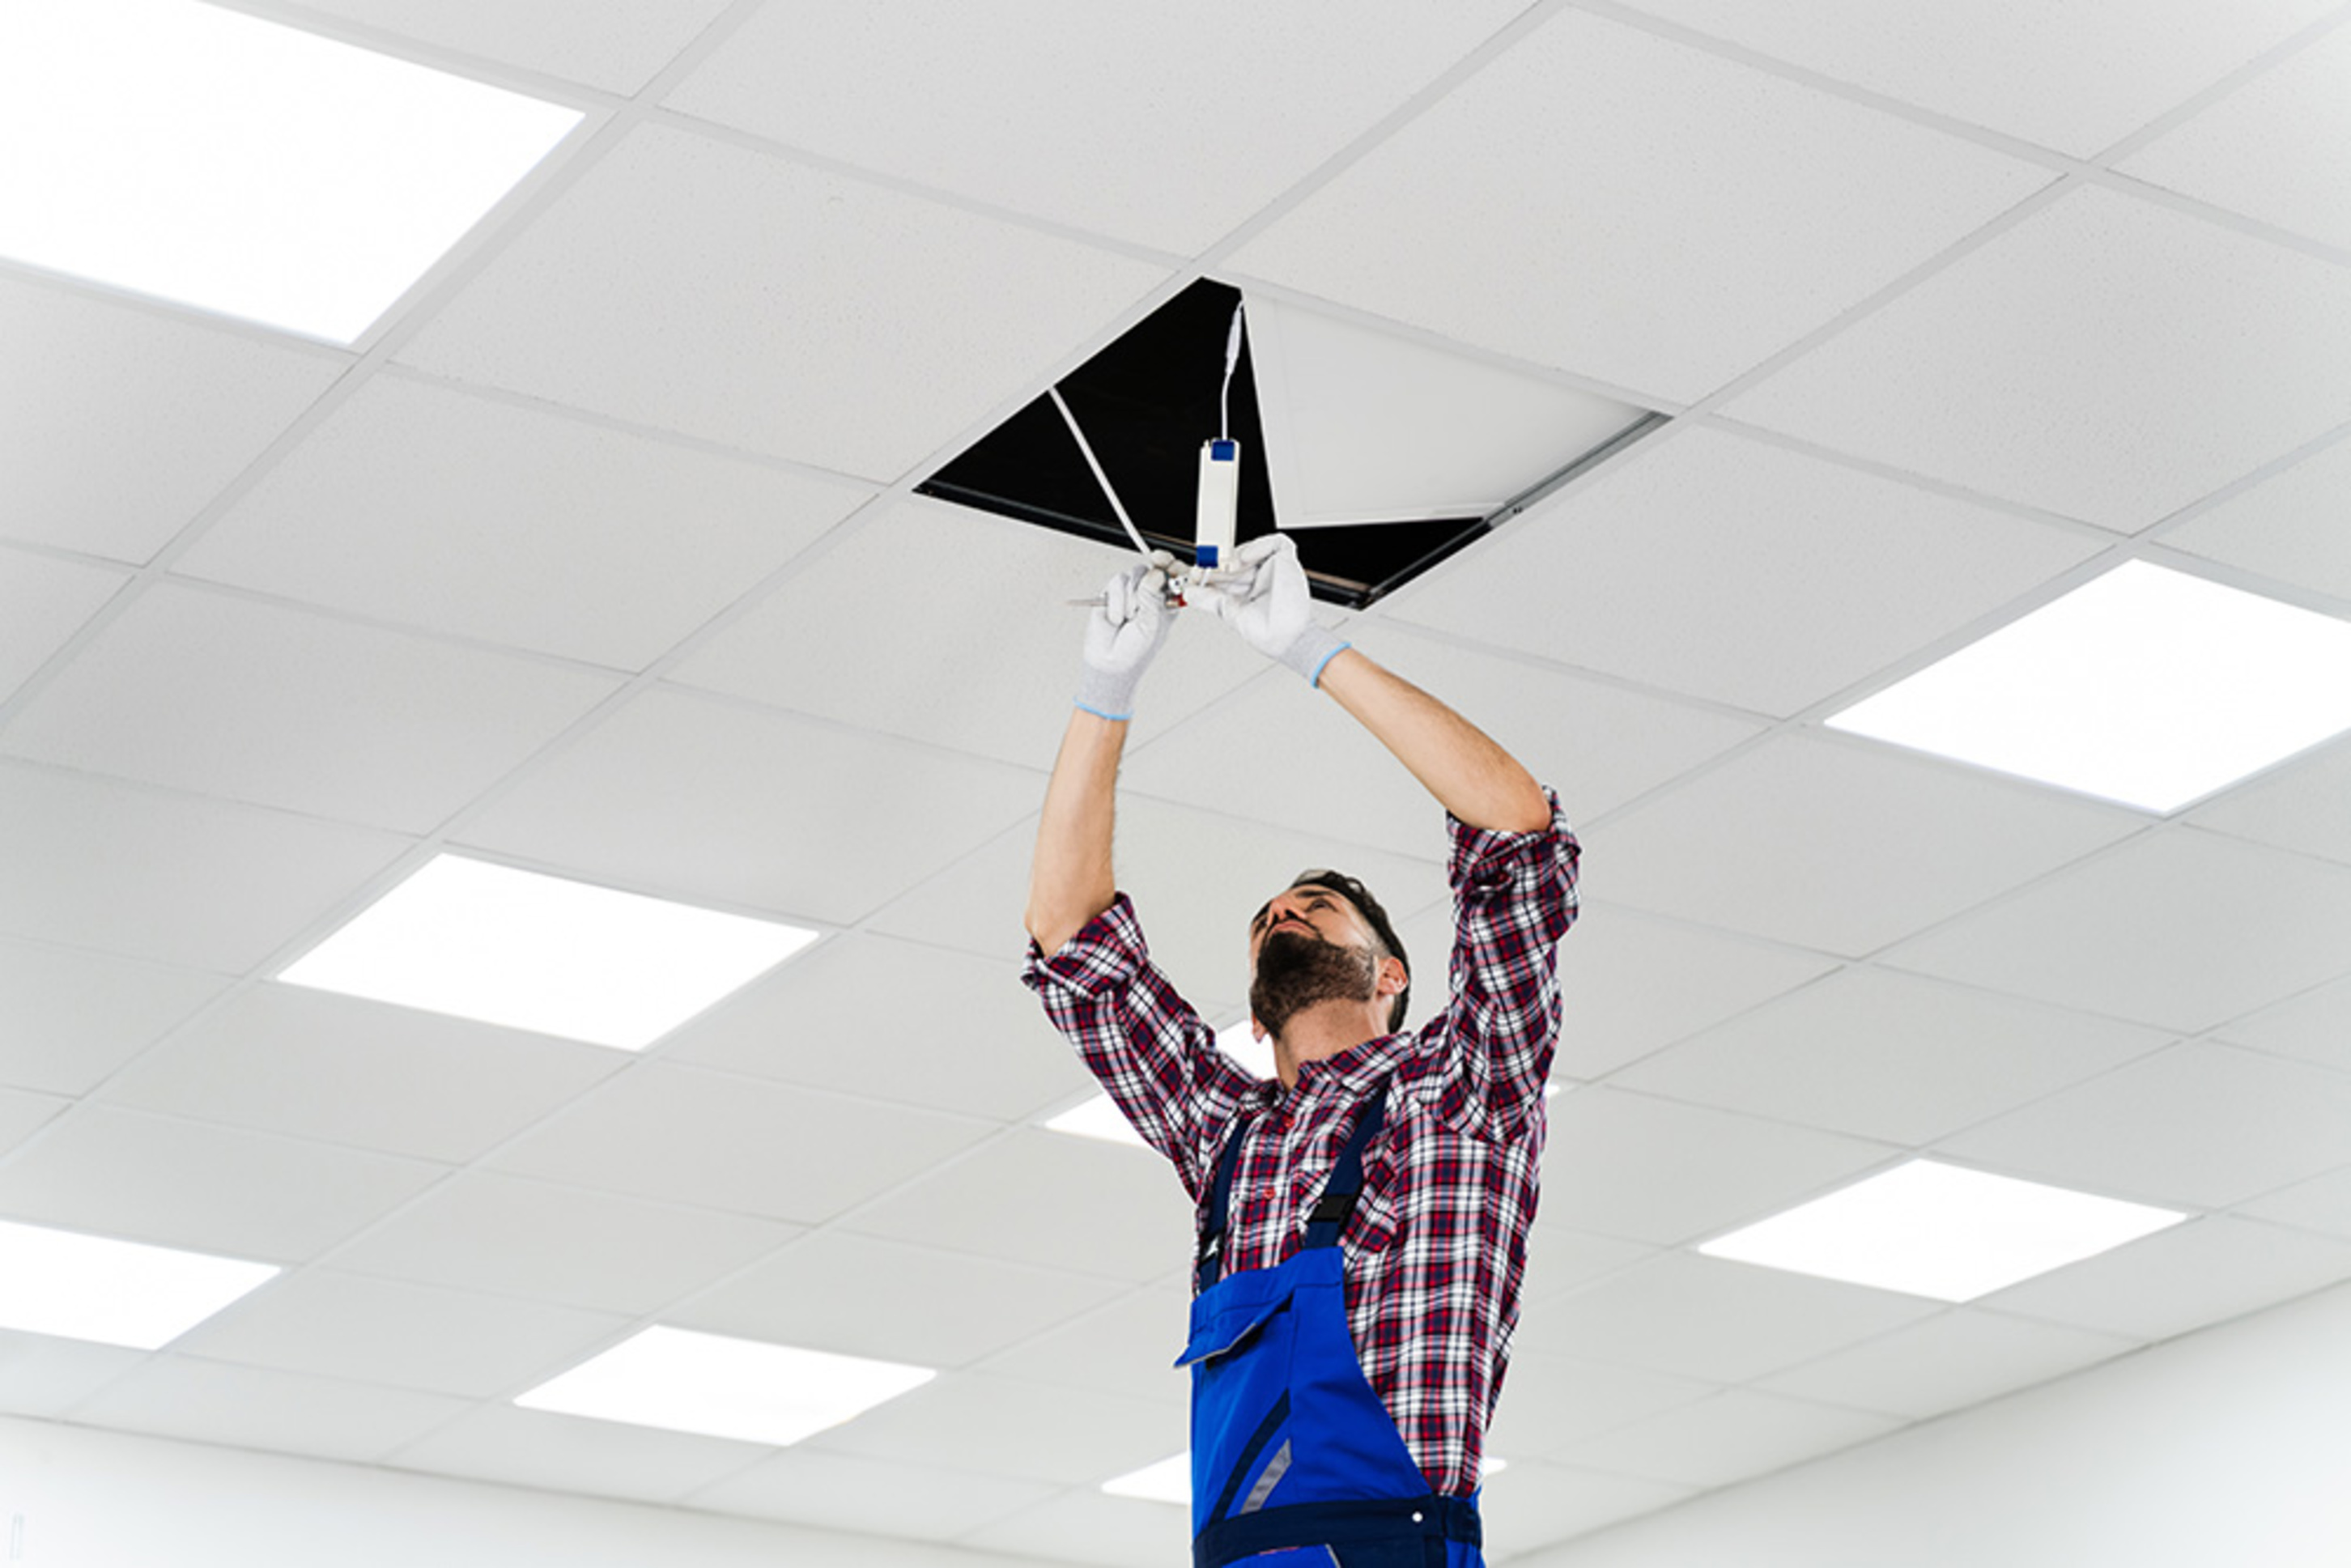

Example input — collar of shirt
[1282,1029,1414,1104]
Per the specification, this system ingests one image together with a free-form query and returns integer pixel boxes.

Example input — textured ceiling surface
[5,2,2351,1563]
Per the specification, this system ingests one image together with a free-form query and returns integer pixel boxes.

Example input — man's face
[1247,885,1386,1039]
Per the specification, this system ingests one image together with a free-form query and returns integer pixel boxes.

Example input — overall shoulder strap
[1302,1080,1392,1251]
[1195,1112,1254,1292]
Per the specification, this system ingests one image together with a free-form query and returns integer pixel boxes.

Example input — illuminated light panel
[0,0,581,343]
[278,855,818,1050]
[1700,1160,2185,1302]
[1045,1020,1278,1148]
[1103,1451,1508,1506]
[515,1327,933,1446]
[0,1218,278,1349]
[1828,562,2351,813]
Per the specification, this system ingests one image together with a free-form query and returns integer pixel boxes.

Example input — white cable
[1218,302,1244,441]
[1048,385,1157,563]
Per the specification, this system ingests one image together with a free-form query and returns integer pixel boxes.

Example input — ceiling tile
[0,1330,147,1419]
[0,549,124,703]
[1581,735,2142,958]
[1226,9,2049,402]
[387,1403,768,1504]
[2,584,621,834]
[1609,0,2340,156]
[71,1356,471,1463]
[1612,967,2173,1145]
[1934,1042,2351,1209]
[173,1269,624,1396]
[0,937,226,1098]
[672,499,1266,771]
[328,1171,798,1315]
[454,685,1044,927]
[671,1230,1124,1372]
[0,278,344,561]
[2237,1166,2351,1241]
[0,1107,443,1261]
[969,1280,1191,1408]
[1552,1387,1901,1489]
[2118,20,2351,251]
[1536,1251,1941,1384]
[666,0,1528,253]
[1541,1087,1899,1247]
[685,1447,1056,1541]
[1513,1227,1661,1309]
[1124,619,1765,844]
[2217,971,2351,1075]
[1726,187,2351,530]
[2190,734,2351,870]
[99,985,624,1163]
[2160,434,2351,603]
[810,1370,1181,1487]
[841,1129,1195,1284]
[1384,426,2102,715]
[0,1090,66,1161]
[398,123,1167,481]
[1481,1348,1715,1457]
[1474,1462,1702,1551]
[484,1064,992,1223]
[1887,828,2351,1032]
[176,375,871,670]
[1979,1214,2351,1341]
[285,0,738,94]
[1549,906,1839,1081]
[960,1489,1193,1568]
[1757,1307,2140,1419]
[0,762,410,973]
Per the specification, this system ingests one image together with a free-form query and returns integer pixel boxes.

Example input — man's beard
[1250,927,1380,1040]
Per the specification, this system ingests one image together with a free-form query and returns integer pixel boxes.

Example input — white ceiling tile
[99,985,623,1163]
[0,549,124,703]
[2237,1166,2351,1241]
[1537,1251,1941,1384]
[2217,972,2351,1075]
[810,1370,1182,1487]
[1727,187,2351,530]
[672,1231,1124,1373]
[2,585,621,834]
[841,1129,1195,1284]
[1553,1387,1901,1489]
[327,1171,797,1315]
[960,1488,1193,1568]
[285,0,737,94]
[1980,1214,2351,1341]
[176,375,870,670]
[388,1403,767,1504]
[174,1269,624,1396]
[0,762,410,973]
[1582,735,2142,958]
[2190,735,2351,870]
[970,1280,1191,1409]
[1934,1042,2351,1210]
[0,278,345,560]
[665,933,1091,1124]
[1613,967,2174,1146]
[1516,1228,1662,1307]
[71,1355,471,1463]
[1888,828,2351,1032]
[1125,618,1766,842]
[1549,906,1839,1081]
[0,1089,66,1161]
[2119,20,2351,251]
[1481,1348,1716,1457]
[2161,434,2351,603]
[1386,427,2103,715]
[0,1330,147,1419]
[454,686,1044,927]
[1757,1307,2141,1420]
[1474,1462,1703,1551]
[0,1105,441,1260]
[485,1064,991,1223]
[1609,0,2340,156]
[0,937,226,1098]
[674,499,1267,770]
[1541,1087,1899,1247]
[686,1447,1056,1541]
[398,123,1167,481]
[1227,10,2049,403]
[666,0,1528,254]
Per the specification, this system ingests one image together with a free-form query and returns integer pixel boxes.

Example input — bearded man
[1023,534,1579,1568]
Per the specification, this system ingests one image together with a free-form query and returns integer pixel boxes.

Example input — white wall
[1520,1276,2351,1568]
[0,1414,1039,1568]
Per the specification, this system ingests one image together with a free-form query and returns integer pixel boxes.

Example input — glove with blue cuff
[1075,552,1175,721]
[1200,534,1350,686]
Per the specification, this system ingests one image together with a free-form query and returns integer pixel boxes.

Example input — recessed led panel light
[1700,1160,2184,1301]
[0,1218,278,1349]
[1103,1451,1507,1506]
[278,856,818,1050]
[0,0,580,343]
[516,1327,933,1446]
[1044,1094,1146,1149]
[1828,562,2351,813]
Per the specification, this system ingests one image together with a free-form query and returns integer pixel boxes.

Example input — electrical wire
[1218,301,1244,441]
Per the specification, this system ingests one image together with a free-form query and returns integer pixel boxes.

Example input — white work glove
[1075,552,1175,720]
[1200,534,1350,686]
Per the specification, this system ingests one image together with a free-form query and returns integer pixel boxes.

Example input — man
[1022,534,1579,1568]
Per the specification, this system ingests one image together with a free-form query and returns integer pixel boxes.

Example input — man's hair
[1288,869,1410,1032]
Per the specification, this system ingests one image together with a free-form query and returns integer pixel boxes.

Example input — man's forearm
[1025,708,1129,953]
[1317,648,1552,834]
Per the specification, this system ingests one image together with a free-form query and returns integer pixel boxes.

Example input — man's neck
[1270,1000,1391,1088]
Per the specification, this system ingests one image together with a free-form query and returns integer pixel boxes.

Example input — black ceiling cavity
[918,278,1664,610]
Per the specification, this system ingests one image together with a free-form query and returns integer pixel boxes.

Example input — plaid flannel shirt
[1022,795,1579,1496]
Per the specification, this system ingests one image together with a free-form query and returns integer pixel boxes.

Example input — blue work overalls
[1176,1083,1483,1568]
